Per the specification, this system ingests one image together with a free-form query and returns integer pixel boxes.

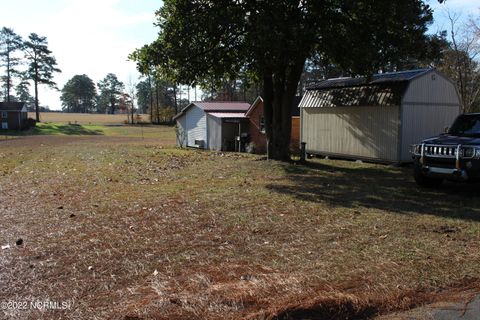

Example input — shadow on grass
[267,160,480,222]
[273,301,377,320]
[3,123,104,136]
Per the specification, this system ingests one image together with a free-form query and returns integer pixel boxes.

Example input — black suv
[412,113,480,186]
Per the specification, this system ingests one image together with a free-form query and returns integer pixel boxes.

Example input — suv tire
[414,164,443,187]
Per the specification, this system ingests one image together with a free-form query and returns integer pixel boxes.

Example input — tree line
[0,27,60,121]
[60,73,189,124]
[60,73,125,115]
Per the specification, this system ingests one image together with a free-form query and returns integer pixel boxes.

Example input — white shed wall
[402,70,460,106]
[400,104,460,162]
[176,115,187,147]
[400,71,461,162]
[207,115,222,151]
[185,105,207,148]
[302,106,399,162]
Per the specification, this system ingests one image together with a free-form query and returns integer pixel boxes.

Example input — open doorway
[222,119,249,152]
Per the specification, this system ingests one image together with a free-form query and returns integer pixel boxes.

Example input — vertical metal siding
[302,106,399,162]
[185,105,207,148]
[401,104,459,162]
[400,71,461,162]
[207,115,222,151]
[176,116,187,147]
[402,71,461,105]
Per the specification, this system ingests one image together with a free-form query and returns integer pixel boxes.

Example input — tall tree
[24,33,61,121]
[132,0,443,160]
[136,79,152,114]
[126,77,137,124]
[60,74,97,113]
[97,73,124,114]
[0,27,23,102]
[438,11,480,113]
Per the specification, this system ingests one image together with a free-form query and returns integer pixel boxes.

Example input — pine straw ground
[1,132,480,320]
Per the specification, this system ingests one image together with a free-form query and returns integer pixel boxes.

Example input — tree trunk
[6,44,11,102]
[131,101,135,124]
[34,78,39,122]
[174,84,178,113]
[263,58,306,161]
[155,82,160,124]
[110,99,115,114]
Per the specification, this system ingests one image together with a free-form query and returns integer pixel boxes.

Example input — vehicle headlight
[474,148,480,159]
[411,144,421,155]
[464,147,474,158]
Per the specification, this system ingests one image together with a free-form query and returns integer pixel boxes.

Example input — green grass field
[1,122,176,140]
[0,132,480,319]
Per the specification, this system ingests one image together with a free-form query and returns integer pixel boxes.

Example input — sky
[0,0,479,110]
[429,0,480,32]
[0,0,161,110]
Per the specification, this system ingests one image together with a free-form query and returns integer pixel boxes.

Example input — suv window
[449,115,480,137]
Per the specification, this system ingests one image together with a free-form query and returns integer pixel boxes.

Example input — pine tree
[0,27,23,102]
[24,33,61,121]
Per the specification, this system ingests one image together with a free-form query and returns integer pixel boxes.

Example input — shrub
[26,118,37,129]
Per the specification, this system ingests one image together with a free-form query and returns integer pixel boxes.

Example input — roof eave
[245,96,264,117]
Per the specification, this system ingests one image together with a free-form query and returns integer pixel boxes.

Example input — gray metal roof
[307,69,431,90]
[301,69,433,108]
[301,83,408,108]
[0,102,27,111]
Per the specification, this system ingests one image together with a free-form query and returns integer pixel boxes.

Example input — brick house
[245,96,302,154]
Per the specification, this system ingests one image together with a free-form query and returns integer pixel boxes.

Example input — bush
[26,118,37,129]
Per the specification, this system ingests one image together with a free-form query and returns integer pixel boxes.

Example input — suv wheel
[414,165,443,187]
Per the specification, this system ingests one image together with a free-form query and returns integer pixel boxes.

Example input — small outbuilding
[174,101,251,151]
[246,96,302,153]
[300,69,461,163]
[0,102,28,130]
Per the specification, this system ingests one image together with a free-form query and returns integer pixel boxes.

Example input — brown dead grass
[1,135,480,319]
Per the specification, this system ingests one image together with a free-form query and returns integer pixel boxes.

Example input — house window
[1,112,6,118]
[260,116,265,133]
[1,122,7,130]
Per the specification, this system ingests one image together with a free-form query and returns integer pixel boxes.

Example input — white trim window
[260,116,265,133]
[1,122,8,129]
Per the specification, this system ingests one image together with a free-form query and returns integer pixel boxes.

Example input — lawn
[0,133,480,319]
[0,122,176,141]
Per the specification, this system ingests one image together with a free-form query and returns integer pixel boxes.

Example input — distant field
[28,112,151,124]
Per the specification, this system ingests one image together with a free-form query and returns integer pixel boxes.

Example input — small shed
[0,102,28,130]
[246,96,302,153]
[174,101,251,151]
[300,69,461,163]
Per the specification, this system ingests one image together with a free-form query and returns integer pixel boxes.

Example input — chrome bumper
[421,166,469,181]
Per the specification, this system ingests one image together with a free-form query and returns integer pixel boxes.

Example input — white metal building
[174,101,251,151]
[300,69,461,163]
